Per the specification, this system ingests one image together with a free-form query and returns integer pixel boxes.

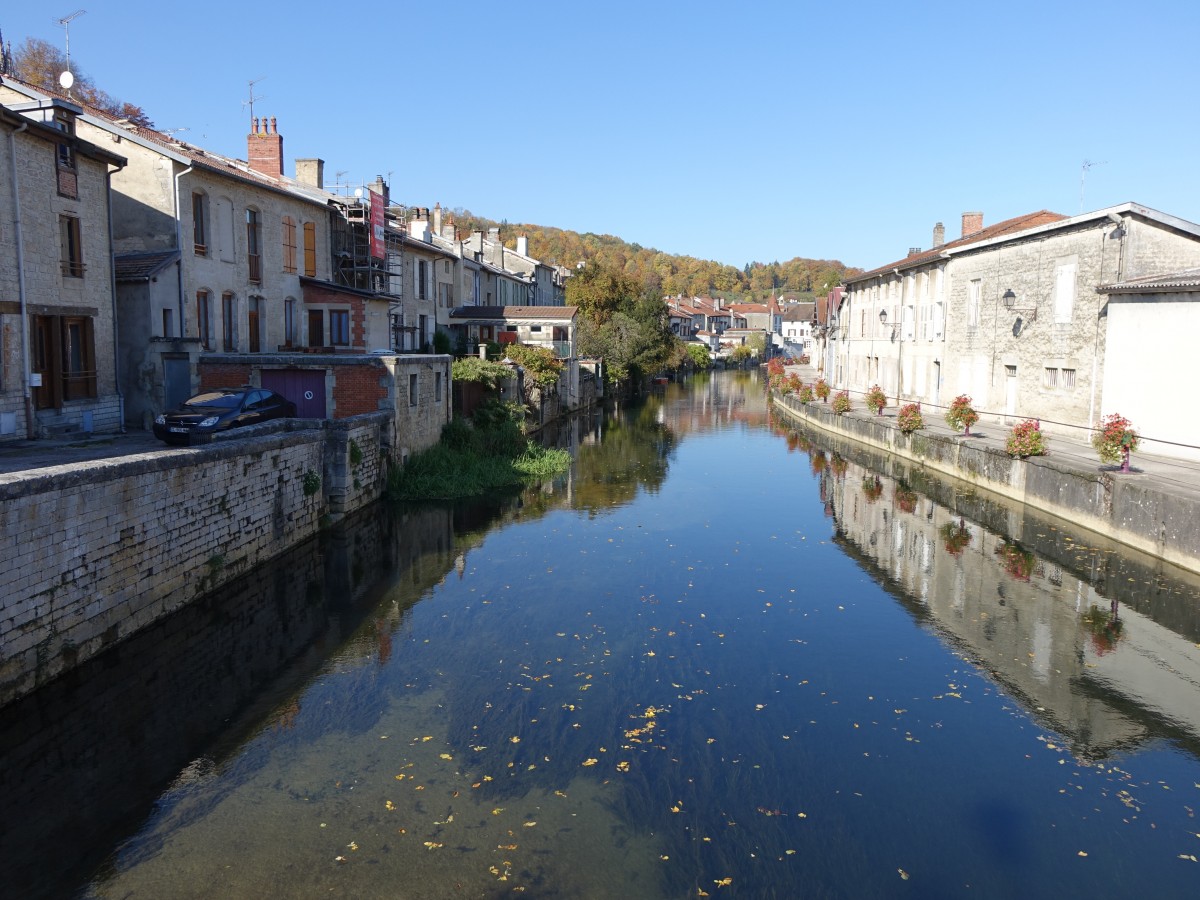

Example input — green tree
[685,343,711,369]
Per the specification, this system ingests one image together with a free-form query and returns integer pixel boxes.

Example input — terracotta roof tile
[848,210,1068,283]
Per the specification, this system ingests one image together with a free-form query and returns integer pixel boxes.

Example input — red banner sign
[369,189,386,260]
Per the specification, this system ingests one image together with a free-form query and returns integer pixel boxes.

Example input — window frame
[59,214,84,278]
[246,208,263,285]
[282,215,297,274]
[329,309,350,346]
[192,191,208,256]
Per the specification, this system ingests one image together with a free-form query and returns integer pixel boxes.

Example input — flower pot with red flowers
[1006,418,1047,458]
[815,378,830,403]
[865,384,887,416]
[831,390,852,415]
[1092,413,1139,472]
[897,402,924,435]
[945,394,979,436]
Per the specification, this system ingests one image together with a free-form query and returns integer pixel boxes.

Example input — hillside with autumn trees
[444,210,859,302]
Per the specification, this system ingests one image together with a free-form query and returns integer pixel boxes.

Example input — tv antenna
[242,76,267,130]
[54,9,86,95]
[1080,159,1106,213]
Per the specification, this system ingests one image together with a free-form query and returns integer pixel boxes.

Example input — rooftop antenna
[242,76,266,130]
[1080,159,1106,213]
[54,9,85,96]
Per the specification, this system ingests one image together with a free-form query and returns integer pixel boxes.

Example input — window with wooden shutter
[303,222,317,276]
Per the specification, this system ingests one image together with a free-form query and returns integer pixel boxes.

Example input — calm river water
[4,370,1200,899]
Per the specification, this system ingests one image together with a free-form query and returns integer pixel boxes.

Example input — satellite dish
[59,70,75,90]
[353,188,364,199]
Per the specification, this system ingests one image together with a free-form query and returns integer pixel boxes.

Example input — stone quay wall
[0,414,390,708]
[772,394,1200,577]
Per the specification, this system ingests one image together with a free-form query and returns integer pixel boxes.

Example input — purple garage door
[261,369,327,419]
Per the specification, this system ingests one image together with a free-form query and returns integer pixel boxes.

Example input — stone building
[836,204,1200,446]
[0,96,126,441]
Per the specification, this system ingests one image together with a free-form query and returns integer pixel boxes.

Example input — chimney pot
[961,211,983,238]
[247,116,284,177]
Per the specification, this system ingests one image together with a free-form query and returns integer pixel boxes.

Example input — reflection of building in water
[823,456,1200,760]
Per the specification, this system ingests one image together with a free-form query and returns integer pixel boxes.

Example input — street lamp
[1002,288,1038,326]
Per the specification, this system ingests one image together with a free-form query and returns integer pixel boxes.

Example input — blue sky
[4,1,1198,271]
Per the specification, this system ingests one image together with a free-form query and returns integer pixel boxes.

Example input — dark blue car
[153,387,296,445]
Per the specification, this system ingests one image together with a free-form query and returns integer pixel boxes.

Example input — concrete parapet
[772,394,1200,576]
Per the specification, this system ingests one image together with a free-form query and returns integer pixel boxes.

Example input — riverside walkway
[774,364,1200,575]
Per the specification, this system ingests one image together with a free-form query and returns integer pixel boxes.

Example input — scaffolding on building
[328,190,412,350]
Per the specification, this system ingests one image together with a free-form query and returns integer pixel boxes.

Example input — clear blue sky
[4,1,1198,271]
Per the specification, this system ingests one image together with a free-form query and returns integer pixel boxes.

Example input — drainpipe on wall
[6,120,36,438]
[106,164,126,432]
[172,165,192,335]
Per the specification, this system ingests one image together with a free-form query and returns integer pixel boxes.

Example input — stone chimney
[516,235,528,256]
[370,175,389,208]
[432,203,442,235]
[248,116,283,177]
[961,211,983,238]
[933,222,945,248]
[295,158,324,189]
[907,247,922,257]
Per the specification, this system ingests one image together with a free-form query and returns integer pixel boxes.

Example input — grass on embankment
[386,401,571,501]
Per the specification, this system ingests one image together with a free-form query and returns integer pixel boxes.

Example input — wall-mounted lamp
[1002,288,1037,322]
[878,308,900,339]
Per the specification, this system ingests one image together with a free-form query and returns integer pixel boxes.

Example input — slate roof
[1098,268,1200,294]
[114,249,181,282]
[449,306,577,322]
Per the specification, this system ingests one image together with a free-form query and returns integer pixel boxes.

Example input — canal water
[4,370,1200,899]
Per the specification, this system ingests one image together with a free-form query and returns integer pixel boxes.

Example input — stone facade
[837,204,1200,443]
[0,97,126,442]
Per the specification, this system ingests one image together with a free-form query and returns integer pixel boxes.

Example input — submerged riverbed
[4,370,1200,899]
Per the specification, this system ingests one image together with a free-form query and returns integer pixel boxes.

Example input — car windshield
[183,392,243,410]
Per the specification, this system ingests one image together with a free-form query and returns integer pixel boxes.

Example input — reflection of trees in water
[570,401,677,513]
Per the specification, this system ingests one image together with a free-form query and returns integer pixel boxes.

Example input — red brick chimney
[248,116,283,178]
[961,211,983,237]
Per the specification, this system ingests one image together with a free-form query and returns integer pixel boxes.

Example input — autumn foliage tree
[7,36,154,127]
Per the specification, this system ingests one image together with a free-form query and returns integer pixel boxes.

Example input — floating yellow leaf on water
[785,849,796,855]
[483,775,493,782]
[439,753,453,760]
[492,808,504,815]
[755,704,765,710]
[554,791,568,798]
[582,758,598,766]
[616,761,630,772]
[670,804,682,813]
[660,855,670,860]
[646,651,656,657]
[510,736,521,743]
[498,843,518,850]
[523,821,537,828]
[1078,851,1088,857]
[898,869,909,880]
[421,736,433,742]
[348,842,358,851]
[395,773,407,781]
[797,812,807,818]
[707,738,717,744]
[385,800,395,811]
[714,877,733,887]
[423,842,443,850]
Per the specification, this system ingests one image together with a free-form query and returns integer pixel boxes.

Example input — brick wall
[199,363,253,390]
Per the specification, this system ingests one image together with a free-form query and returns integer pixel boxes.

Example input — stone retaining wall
[0,414,390,707]
[772,394,1200,576]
